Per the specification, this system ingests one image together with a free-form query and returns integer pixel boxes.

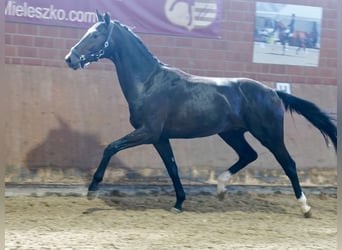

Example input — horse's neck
[109,26,160,103]
[278,23,286,31]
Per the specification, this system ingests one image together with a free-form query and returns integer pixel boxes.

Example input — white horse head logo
[165,0,218,31]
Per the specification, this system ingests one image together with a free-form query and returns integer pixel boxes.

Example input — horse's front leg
[87,127,153,199]
[153,139,186,212]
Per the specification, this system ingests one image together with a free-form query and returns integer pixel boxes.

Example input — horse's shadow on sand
[83,190,289,215]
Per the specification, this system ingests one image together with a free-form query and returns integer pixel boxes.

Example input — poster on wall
[4,0,222,38]
[253,2,322,67]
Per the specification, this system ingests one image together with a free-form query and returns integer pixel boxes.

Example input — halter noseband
[71,21,114,67]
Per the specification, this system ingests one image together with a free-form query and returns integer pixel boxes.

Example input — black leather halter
[71,21,114,68]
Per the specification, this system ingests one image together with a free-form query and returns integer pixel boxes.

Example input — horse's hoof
[303,208,312,218]
[87,190,99,200]
[217,191,226,201]
[170,207,182,214]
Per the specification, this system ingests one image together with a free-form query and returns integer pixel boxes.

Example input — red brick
[195,49,225,61]
[211,50,226,61]
[149,46,162,58]
[232,11,254,22]
[321,29,336,40]
[17,23,38,36]
[261,64,270,74]
[323,9,337,19]
[270,74,290,83]
[65,39,79,49]
[227,61,246,72]
[52,38,65,50]
[230,41,251,51]
[233,52,250,62]
[188,69,205,76]
[222,1,231,9]
[59,27,80,39]
[207,60,226,71]
[191,59,207,70]
[39,25,59,37]
[320,48,337,58]
[175,38,193,47]
[150,35,174,47]
[321,38,336,49]
[162,46,175,56]
[302,67,318,76]
[322,19,337,30]
[12,35,34,46]
[11,57,22,64]
[21,58,42,66]
[5,22,17,33]
[160,56,175,66]
[17,47,38,57]
[320,58,337,68]
[174,47,192,58]
[222,21,238,31]
[76,28,88,38]
[318,0,337,9]
[288,66,304,75]
[35,37,55,48]
[321,77,336,85]
[5,34,12,44]
[193,39,215,49]
[319,68,336,78]
[42,59,64,68]
[59,49,70,60]
[5,45,17,56]
[290,75,307,84]
[231,0,253,12]
[173,58,189,69]
[39,48,60,59]
[305,76,324,85]
[210,40,228,50]
[270,65,287,75]
[245,63,262,73]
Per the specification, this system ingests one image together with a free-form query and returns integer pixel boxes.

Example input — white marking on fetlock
[217,171,231,194]
[298,192,311,214]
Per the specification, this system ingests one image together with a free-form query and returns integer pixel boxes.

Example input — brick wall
[3,0,337,185]
[5,0,337,85]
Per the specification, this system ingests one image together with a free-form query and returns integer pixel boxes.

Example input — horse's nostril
[65,56,71,63]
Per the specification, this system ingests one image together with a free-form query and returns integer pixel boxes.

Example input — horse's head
[65,10,114,70]
[275,20,286,31]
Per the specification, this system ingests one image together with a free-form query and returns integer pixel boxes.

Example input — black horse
[65,11,336,217]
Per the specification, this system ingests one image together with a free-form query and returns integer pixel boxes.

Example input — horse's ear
[96,9,104,22]
[104,12,110,25]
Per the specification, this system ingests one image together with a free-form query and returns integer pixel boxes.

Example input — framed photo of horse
[253,2,322,67]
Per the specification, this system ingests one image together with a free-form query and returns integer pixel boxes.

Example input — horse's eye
[92,34,98,39]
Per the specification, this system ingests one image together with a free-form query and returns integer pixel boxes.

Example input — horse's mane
[112,21,165,66]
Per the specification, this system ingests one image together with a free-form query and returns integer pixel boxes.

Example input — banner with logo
[5,0,222,38]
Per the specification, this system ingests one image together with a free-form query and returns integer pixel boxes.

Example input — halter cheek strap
[71,21,115,67]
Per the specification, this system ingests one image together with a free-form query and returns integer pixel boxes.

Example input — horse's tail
[276,90,337,151]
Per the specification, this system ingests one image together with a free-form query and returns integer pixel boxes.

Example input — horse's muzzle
[65,51,80,70]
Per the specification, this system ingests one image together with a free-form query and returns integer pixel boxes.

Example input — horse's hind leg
[217,130,258,199]
[255,132,312,218]
[272,144,311,217]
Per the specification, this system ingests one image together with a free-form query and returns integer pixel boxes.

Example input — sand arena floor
[5,185,337,249]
